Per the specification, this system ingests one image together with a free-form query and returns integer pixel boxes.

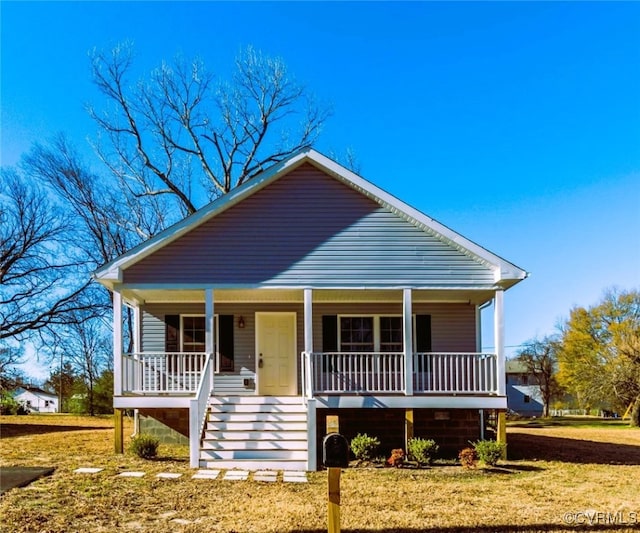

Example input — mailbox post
[324,416,349,533]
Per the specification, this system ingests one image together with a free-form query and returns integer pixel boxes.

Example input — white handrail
[121,352,208,394]
[189,353,214,468]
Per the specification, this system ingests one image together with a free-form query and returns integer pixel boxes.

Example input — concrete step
[207,412,307,423]
[210,403,306,414]
[209,396,305,406]
[201,439,308,451]
[200,449,308,461]
[206,420,307,432]
[199,459,307,471]
[203,430,308,441]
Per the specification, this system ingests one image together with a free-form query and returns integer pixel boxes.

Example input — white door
[256,312,297,396]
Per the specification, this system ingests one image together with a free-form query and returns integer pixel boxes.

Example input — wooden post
[405,408,414,450]
[497,411,507,459]
[328,468,341,533]
[114,408,124,454]
[327,415,341,533]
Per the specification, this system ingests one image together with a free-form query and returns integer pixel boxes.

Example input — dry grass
[1,414,639,532]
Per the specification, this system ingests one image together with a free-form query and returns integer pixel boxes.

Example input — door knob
[259,358,264,368]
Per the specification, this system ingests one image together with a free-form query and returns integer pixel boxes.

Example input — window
[181,315,206,352]
[340,317,374,352]
[380,317,403,352]
[339,316,403,352]
[523,395,531,403]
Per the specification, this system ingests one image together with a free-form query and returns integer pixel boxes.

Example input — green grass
[507,416,632,429]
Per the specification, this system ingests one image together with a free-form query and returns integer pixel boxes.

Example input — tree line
[514,288,640,426]
[0,43,330,414]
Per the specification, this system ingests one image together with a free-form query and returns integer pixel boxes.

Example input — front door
[256,312,297,395]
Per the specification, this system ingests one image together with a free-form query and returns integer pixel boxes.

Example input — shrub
[350,433,380,461]
[458,447,478,469]
[473,439,506,466]
[129,433,159,459]
[387,448,405,467]
[407,437,439,466]
[0,392,29,415]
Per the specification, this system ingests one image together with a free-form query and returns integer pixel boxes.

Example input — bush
[0,392,29,415]
[129,433,159,459]
[350,433,380,461]
[407,437,439,466]
[458,447,478,469]
[473,439,506,466]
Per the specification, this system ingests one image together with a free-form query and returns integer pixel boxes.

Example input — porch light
[238,316,245,329]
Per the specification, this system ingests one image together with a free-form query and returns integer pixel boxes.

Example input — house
[93,148,527,470]
[14,387,59,413]
[505,360,544,417]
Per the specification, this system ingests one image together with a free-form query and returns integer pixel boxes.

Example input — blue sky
[2,1,639,380]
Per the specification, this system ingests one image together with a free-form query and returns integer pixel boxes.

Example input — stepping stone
[74,467,103,474]
[192,469,220,480]
[223,470,249,481]
[118,471,145,478]
[156,472,183,479]
[283,471,307,483]
[253,470,278,482]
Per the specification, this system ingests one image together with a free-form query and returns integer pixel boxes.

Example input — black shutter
[415,315,432,373]
[218,315,234,372]
[322,315,338,372]
[322,315,338,352]
[165,315,180,352]
[415,315,432,352]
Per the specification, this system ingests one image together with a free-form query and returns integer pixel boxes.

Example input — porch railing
[122,352,214,394]
[413,352,498,394]
[303,352,498,396]
[189,353,215,468]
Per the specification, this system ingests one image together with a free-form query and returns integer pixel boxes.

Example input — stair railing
[189,352,214,468]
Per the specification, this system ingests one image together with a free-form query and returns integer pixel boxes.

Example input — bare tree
[0,345,25,391]
[88,42,330,220]
[21,135,144,352]
[0,170,94,341]
[49,311,110,416]
[515,335,565,417]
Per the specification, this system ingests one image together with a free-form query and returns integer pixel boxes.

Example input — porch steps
[199,396,308,471]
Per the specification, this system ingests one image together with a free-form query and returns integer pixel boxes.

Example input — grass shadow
[0,424,111,439]
[508,432,640,465]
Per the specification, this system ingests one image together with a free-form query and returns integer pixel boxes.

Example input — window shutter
[218,315,234,372]
[322,315,338,352]
[165,315,180,352]
[415,315,432,352]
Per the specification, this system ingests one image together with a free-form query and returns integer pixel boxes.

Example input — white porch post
[133,304,141,354]
[205,288,215,362]
[304,289,313,354]
[403,288,414,396]
[113,291,122,396]
[494,289,506,396]
[303,288,317,470]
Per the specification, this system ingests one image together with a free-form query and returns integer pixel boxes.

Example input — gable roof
[94,148,527,290]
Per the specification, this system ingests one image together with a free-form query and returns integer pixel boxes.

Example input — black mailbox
[323,432,349,468]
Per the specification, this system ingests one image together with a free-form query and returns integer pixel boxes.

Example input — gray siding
[312,303,477,353]
[124,164,494,287]
[141,302,476,367]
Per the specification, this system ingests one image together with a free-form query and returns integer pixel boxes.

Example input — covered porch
[111,286,508,467]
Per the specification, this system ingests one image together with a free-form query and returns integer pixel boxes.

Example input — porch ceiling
[120,287,496,306]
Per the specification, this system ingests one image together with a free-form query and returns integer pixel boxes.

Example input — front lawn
[1,414,639,532]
